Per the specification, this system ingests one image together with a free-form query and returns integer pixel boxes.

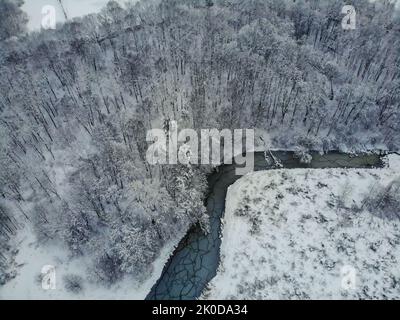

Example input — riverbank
[203,154,400,299]
[147,151,384,300]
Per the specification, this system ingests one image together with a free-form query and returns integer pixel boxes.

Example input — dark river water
[146,151,383,300]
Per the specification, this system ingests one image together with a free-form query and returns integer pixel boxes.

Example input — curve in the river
[146,151,383,300]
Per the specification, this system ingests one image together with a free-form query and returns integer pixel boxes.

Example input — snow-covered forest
[1,0,400,293]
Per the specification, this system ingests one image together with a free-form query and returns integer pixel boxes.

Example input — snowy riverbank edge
[203,153,400,299]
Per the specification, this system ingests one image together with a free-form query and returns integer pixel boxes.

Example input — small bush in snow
[63,274,84,294]
[363,179,400,220]
[294,150,313,164]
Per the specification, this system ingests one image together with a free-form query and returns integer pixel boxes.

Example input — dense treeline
[0,0,399,284]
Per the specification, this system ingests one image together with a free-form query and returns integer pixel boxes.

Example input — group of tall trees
[0,0,27,41]
[0,0,399,285]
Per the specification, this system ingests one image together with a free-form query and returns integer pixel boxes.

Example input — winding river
[146,151,383,300]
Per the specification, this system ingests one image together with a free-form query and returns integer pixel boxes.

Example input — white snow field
[204,154,400,300]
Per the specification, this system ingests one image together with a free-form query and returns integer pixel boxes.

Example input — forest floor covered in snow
[203,154,400,300]
[0,226,177,300]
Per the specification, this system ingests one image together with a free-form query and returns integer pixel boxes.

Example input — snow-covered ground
[0,226,177,300]
[204,154,400,300]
